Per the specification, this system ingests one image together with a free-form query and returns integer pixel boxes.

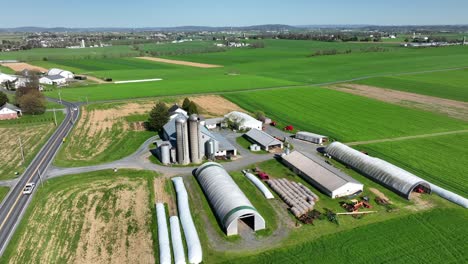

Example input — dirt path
[346,130,468,146]
[1,62,47,73]
[180,95,244,117]
[154,177,177,215]
[82,74,106,84]
[328,83,468,121]
[137,56,223,68]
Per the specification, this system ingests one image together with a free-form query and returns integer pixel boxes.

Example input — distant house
[204,117,224,130]
[47,68,74,79]
[39,75,67,85]
[0,103,22,120]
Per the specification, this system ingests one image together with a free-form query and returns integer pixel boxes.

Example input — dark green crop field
[355,68,468,101]
[225,209,468,264]
[224,87,468,142]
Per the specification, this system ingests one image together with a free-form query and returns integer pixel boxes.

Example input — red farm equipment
[284,125,294,131]
[270,121,277,126]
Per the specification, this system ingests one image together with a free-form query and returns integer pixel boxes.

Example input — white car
[22,183,35,195]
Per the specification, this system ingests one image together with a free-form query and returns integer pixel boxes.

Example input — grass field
[0,187,9,203]
[32,41,468,102]
[0,65,15,74]
[0,112,64,180]
[355,68,468,102]
[0,169,157,264]
[54,101,155,167]
[224,87,468,142]
[224,208,468,264]
[356,133,468,197]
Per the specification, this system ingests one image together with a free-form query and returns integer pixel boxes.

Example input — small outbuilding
[296,131,328,144]
[282,151,363,198]
[195,162,265,236]
[0,103,22,120]
[224,111,262,131]
[244,128,283,151]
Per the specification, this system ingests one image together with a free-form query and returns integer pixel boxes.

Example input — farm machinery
[340,197,373,212]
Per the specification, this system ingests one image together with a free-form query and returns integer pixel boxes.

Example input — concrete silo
[189,114,202,164]
[160,144,171,165]
[176,117,190,165]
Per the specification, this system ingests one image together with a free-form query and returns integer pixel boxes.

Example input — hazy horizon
[2,0,467,28]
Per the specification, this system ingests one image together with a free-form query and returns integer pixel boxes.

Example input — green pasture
[224,87,468,142]
[356,132,468,197]
[225,208,468,264]
[0,187,9,203]
[355,68,468,101]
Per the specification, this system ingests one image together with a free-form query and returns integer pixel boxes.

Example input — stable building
[47,68,74,79]
[195,162,265,236]
[39,75,67,85]
[244,128,283,151]
[282,151,363,198]
[296,131,328,144]
[0,103,22,120]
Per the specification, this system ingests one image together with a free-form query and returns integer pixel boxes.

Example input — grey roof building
[282,151,363,198]
[244,129,283,150]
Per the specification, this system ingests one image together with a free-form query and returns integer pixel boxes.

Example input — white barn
[0,103,22,120]
[282,151,363,198]
[39,75,67,85]
[224,111,262,131]
[47,68,74,79]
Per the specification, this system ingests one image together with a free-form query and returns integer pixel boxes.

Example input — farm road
[346,130,468,146]
[46,135,274,179]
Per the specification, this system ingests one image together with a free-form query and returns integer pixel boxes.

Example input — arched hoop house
[195,162,265,236]
[325,142,431,199]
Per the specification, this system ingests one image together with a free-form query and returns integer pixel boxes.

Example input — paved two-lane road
[0,99,79,256]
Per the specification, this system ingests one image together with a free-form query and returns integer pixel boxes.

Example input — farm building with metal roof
[244,129,283,150]
[47,68,74,79]
[282,151,363,198]
[296,131,328,144]
[194,162,265,236]
[325,142,431,199]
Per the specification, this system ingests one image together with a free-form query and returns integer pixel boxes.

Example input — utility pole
[38,169,44,187]
[53,108,57,126]
[18,136,25,164]
[58,90,62,104]
[86,96,89,105]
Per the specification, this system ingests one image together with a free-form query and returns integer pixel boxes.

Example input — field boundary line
[345,130,468,146]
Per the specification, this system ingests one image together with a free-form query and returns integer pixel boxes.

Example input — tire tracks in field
[345,129,468,146]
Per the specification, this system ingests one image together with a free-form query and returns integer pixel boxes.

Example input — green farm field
[225,209,468,264]
[355,68,468,101]
[0,187,9,203]
[224,87,468,142]
[32,41,468,102]
[356,133,468,197]
[0,169,157,264]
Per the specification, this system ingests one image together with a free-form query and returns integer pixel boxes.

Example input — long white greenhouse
[325,142,431,198]
[195,162,266,236]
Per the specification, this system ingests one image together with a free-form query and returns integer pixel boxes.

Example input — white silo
[176,117,190,165]
[189,114,202,164]
[160,144,171,165]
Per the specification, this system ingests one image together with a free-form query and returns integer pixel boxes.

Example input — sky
[2,0,467,28]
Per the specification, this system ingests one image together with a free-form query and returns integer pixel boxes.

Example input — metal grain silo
[160,144,171,165]
[189,114,202,164]
[176,117,190,165]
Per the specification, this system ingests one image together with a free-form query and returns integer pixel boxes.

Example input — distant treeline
[275,33,383,42]
[308,47,390,57]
